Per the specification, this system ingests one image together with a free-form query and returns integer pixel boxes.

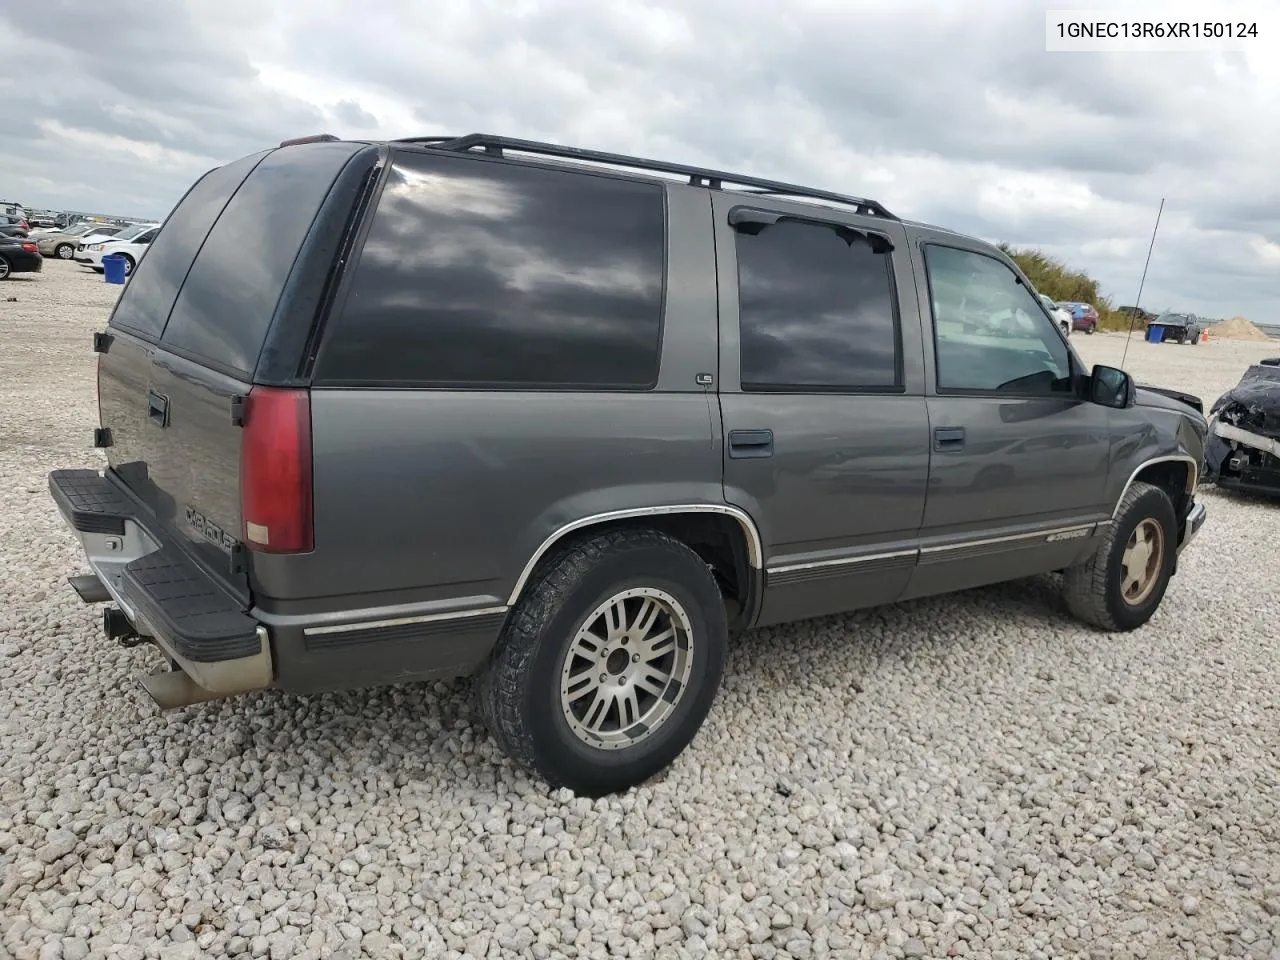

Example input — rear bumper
[48,468,272,696]
[7,253,42,273]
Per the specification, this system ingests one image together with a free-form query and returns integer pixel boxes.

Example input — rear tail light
[21,242,36,253]
[239,387,314,553]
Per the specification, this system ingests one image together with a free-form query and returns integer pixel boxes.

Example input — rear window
[159,141,361,378]
[111,150,266,343]
[314,149,667,389]
[110,150,268,340]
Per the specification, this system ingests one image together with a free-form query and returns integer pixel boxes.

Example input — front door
[902,241,1113,599]
[710,194,931,626]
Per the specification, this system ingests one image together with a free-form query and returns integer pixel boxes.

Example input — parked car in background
[34,222,111,260]
[0,200,26,221]
[47,132,1209,795]
[80,225,160,274]
[1038,293,1073,338]
[0,235,43,279]
[26,210,58,229]
[1059,301,1100,334]
[74,222,156,266]
[0,215,29,239]
[1147,312,1203,345]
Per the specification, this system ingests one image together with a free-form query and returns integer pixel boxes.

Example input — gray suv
[49,134,1209,795]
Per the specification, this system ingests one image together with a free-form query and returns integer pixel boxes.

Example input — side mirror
[1089,364,1134,408]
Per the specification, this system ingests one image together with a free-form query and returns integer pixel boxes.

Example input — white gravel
[4,262,1280,959]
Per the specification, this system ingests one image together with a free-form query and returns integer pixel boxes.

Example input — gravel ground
[3,262,1280,960]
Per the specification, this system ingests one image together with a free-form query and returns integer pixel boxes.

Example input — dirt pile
[1209,316,1272,341]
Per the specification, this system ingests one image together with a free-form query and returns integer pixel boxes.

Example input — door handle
[147,389,169,427]
[933,426,965,451]
[728,428,773,459]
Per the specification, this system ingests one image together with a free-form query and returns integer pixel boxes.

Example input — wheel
[0,256,9,280]
[119,254,135,276]
[479,528,728,796]
[55,243,74,259]
[1063,481,1177,631]
[1085,324,1095,335]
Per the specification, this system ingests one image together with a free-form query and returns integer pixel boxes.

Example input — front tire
[1063,481,1177,631]
[119,254,135,276]
[55,243,74,259]
[480,528,728,796]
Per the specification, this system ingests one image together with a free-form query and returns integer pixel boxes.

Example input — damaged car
[1205,357,1280,495]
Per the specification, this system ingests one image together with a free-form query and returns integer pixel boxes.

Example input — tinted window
[735,218,899,390]
[316,151,666,388]
[925,244,1072,395]
[160,141,360,378]
[110,150,268,340]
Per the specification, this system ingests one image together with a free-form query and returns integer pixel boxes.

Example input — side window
[136,229,156,245]
[316,151,666,389]
[734,217,900,391]
[925,244,1072,395]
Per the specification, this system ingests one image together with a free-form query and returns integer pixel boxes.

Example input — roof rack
[393,133,897,220]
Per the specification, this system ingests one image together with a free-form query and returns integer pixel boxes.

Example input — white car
[76,223,160,271]
[1038,293,1073,338]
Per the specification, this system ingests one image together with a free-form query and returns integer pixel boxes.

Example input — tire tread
[479,527,719,790]
[1064,480,1172,631]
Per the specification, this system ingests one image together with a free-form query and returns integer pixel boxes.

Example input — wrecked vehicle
[1205,357,1280,494]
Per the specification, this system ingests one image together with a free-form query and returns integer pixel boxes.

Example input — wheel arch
[506,505,764,632]
[1114,454,1197,523]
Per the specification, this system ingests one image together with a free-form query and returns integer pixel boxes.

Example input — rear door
[98,140,372,601]
[711,194,930,626]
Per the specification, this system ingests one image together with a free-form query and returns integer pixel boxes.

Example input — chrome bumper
[1179,499,1206,553]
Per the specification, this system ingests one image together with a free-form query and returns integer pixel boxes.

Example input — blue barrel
[102,254,127,285]
[1145,324,1163,343]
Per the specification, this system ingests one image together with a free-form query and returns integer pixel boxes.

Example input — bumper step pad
[48,468,133,535]
[121,545,260,663]
[49,469,261,665]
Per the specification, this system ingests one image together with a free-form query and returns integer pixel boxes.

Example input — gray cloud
[2,0,1275,321]
[333,101,379,129]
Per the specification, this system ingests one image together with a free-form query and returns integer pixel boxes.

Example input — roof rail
[393,133,898,220]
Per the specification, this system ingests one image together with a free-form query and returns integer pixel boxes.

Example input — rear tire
[480,528,728,796]
[0,256,9,280]
[1063,481,1176,631]
[55,243,74,259]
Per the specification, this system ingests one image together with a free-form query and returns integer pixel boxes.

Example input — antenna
[1119,198,1165,370]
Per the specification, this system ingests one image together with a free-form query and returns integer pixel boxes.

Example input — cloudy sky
[3,0,1276,321]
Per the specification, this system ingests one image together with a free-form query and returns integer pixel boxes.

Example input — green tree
[997,243,1128,331]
